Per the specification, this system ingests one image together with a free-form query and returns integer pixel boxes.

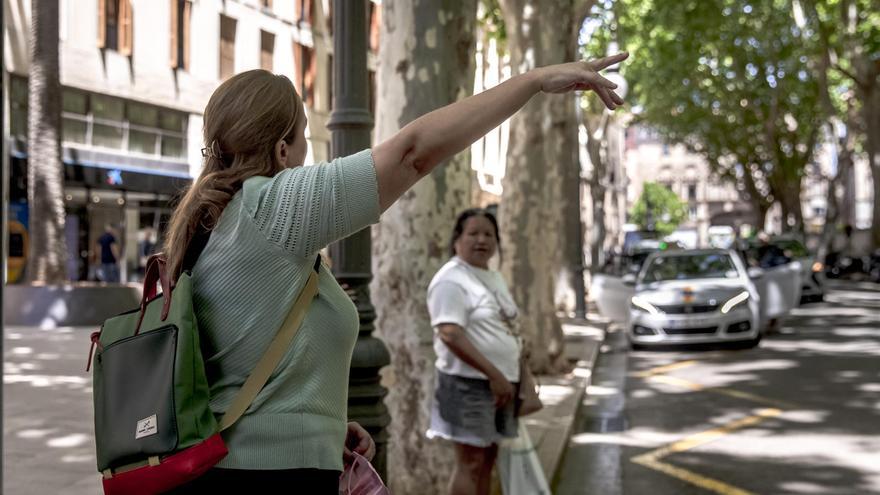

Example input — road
[557,281,880,495]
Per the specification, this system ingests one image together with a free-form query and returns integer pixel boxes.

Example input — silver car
[625,249,762,349]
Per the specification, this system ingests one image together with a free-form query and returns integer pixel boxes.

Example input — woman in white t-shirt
[426,208,521,495]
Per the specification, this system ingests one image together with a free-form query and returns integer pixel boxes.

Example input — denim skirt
[426,371,519,447]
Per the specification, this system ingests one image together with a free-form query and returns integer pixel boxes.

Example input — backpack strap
[182,228,211,274]
[218,256,322,431]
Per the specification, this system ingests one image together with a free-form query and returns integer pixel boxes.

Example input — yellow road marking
[631,457,755,495]
[634,359,698,377]
[649,374,706,391]
[631,408,781,495]
[648,375,798,409]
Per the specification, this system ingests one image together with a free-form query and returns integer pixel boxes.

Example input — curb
[525,319,608,487]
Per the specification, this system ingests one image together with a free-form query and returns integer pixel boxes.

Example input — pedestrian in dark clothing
[96,225,120,283]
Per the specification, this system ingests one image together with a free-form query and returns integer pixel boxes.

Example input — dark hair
[449,208,501,258]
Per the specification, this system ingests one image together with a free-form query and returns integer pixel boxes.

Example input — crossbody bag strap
[218,256,322,431]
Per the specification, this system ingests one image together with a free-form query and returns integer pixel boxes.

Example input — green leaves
[614,0,824,222]
[630,182,688,236]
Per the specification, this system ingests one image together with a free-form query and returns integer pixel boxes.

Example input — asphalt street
[558,281,880,495]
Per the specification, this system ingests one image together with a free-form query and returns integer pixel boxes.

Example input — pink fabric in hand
[339,452,390,495]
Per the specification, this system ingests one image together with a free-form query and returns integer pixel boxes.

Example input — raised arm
[371,53,628,211]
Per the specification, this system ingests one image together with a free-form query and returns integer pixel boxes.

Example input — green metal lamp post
[326,0,391,480]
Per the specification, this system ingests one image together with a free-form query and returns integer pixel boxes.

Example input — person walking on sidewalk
[161,51,626,493]
[427,208,522,495]
[95,224,121,283]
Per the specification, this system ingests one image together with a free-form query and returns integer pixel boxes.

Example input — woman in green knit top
[164,53,627,493]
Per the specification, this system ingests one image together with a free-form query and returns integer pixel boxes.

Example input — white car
[626,249,763,349]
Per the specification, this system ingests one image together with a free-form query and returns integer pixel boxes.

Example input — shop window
[170,0,191,70]
[98,0,132,55]
[260,30,275,71]
[219,15,237,80]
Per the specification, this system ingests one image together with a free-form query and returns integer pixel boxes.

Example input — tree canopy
[615,0,826,230]
[630,182,687,236]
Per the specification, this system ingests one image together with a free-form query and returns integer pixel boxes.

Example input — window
[62,89,89,144]
[219,15,237,79]
[296,42,316,107]
[10,79,185,159]
[98,0,132,55]
[688,206,698,221]
[170,0,192,70]
[92,94,125,149]
[260,30,275,71]
[688,184,697,201]
[294,0,314,24]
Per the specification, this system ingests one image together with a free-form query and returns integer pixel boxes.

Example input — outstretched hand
[537,52,629,109]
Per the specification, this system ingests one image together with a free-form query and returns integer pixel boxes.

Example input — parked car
[592,240,672,322]
[736,239,804,318]
[626,249,763,349]
[767,237,825,303]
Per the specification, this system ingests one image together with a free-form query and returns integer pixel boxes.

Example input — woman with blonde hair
[166,53,626,492]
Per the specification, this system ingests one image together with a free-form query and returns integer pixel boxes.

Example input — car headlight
[812,261,824,272]
[721,291,750,314]
[631,296,661,315]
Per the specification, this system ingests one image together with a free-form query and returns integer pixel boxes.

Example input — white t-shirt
[427,257,521,382]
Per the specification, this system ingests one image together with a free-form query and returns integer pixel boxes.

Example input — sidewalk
[3,318,608,495]
[524,315,608,488]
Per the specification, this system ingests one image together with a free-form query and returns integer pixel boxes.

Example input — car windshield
[642,253,740,283]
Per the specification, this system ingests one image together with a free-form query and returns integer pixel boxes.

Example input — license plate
[665,318,714,329]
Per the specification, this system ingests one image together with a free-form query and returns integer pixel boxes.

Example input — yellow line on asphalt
[630,408,781,495]
[712,388,798,409]
[648,375,798,408]
[631,457,755,495]
[649,374,705,391]
[634,359,698,377]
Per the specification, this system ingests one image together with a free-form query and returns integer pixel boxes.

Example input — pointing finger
[590,52,629,71]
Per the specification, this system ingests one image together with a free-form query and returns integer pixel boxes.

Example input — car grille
[655,304,718,314]
[663,326,718,335]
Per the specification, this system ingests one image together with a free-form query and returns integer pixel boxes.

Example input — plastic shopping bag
[339,452,390,495]
[497,422,551,495]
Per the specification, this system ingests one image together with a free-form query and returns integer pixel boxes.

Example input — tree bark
[863,83,880,249]
[586,116,608,276]
[370,1,477,492]
[498,0,589,372]
[26,0,68,283]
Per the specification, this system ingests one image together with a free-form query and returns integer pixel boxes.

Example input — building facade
[624,126,754,248]
[3,0,380,282]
